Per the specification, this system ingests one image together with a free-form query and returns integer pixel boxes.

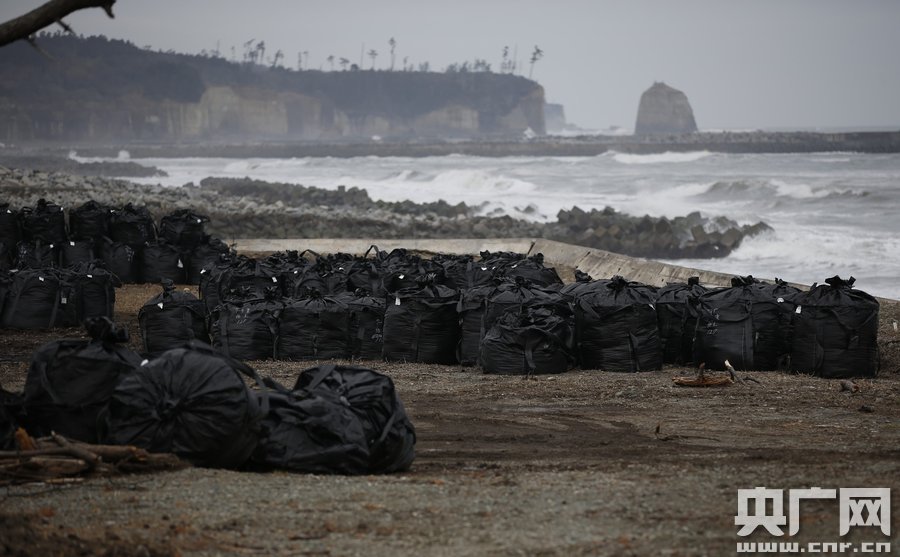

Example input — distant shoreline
[36,130,900,159]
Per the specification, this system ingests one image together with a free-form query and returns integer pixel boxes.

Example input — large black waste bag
[382,276,459,364]
[560,270,596,301]
[0,203,21,247]
[501,253,563,289]
[0,241,12,272]
[61,239,96,267]
[54,269,82,328]
[433,254,475,291]
[693,275,797,371]
[159,209,209,249]
[456,284,496,366]
[69,262,120,322]
[0,271,10,318]
[105,342,267,469]
[1,387,23,450]
[291,261,349,296]
[340,290,386,360]
[575,276,662,372]
[23,318,141,443]
[480,306,575,375]
[210,290,281,360]
[16,240,60,268]
[250,377,371,474]
[276,291,350,360]
[100,237,140,284]
[1,269,61,329]
[294,364,416,474]
[346,247,386,296]
[655,277,708,365]
[483,276,567,335]
[69,201,110,241]
[139,280,208,356]
[109,203,155,247]
[186,235,231,285]
[20,199,67,245]
[141,239,186,284]
[791,276,879,378]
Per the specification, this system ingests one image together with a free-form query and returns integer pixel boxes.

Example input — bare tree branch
[0,0,116,48]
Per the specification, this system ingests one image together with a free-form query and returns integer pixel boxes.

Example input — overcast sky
[3,0,900,131]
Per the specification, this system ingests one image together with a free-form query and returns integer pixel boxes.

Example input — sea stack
[634,82,698,135]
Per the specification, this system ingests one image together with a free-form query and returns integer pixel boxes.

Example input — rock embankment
[0,168,770,259]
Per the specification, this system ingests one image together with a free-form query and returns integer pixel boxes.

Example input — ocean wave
[425,169,537,195]
[611,151,714,165]
[699,180,865,201]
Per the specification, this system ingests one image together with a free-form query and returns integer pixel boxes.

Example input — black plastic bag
[501,253,563,289]
[276,291,350,360]
[480,306,575,375]
[382,276,459,364]
[791,276,879,378]
[575,276,662,372]
[0,203,22,247]
[104,342,267,469]
[186,236,231,285]
[694,275,797,371]
[210,292,281,361]
[66,262,121,323]
[655,277,708,365]
[109,203,155,247]
[251,377,371,474]
[483,276,567,335]
[457,284,495,366]
[23,318,141,443]
[340,290,386,361]
[159,209,209,249]
[1,269,61,329]
[141,239,186,284]
[100,237,140,284]
[16,240,60,268]
[69,201,110,241]
[294,364,416,473]
[139,280,209,356]
[61,239,96,267]
[20,199,67,245]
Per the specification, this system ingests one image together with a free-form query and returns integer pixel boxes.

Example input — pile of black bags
[3,320,416,475]
[0,199,233,330]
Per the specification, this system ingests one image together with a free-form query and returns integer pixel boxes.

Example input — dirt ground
[1,283,898,556]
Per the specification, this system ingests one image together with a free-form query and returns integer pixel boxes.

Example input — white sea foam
[96,151,900,298]
[611,150,714,165]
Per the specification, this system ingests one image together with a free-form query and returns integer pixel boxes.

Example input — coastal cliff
[0,35,545,142]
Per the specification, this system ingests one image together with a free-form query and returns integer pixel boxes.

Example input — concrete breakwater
[0,168,769,260]
[65,130,900,159]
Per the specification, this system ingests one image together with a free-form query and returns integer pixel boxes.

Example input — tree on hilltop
[528,45,543,79]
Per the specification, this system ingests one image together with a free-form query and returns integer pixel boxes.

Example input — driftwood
[672,363,734,388]
[0,429,187,485]
[0,0,116,48]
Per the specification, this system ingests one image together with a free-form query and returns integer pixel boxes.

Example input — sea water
[79,150,900,299]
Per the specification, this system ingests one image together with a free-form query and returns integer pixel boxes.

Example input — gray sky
[3,0,900,131]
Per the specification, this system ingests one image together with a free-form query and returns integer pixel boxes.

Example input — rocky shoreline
[0,167,770,259]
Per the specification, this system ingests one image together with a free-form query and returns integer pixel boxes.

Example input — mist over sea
[84,151,900,299]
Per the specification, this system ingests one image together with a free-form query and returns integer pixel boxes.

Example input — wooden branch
[0,434,188,485]
[0,0,116,48]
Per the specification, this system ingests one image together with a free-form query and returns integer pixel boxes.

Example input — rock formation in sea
[634,82,698,135]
